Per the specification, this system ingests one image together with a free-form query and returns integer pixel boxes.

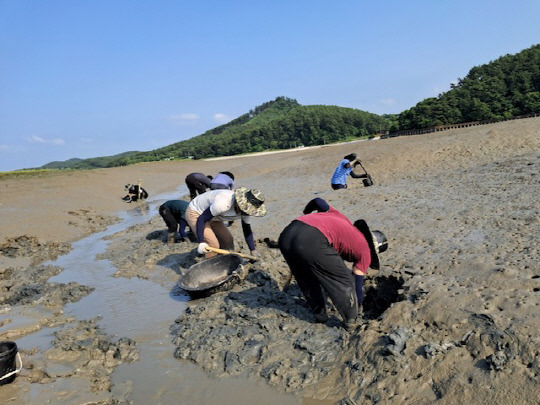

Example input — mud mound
[18,318,139,395]
[67,208,120,235]
[2,282,93,307]
[170,245,410,401]
[0,236,71,264]
[1,264,93,307]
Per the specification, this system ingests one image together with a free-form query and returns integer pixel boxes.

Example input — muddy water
[38,188,304,405]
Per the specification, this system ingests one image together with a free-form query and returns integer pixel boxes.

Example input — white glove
[197,242,210,254]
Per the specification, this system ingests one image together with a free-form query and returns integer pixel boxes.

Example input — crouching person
[158,200,192,244]
[185,188,266,258]
[278,198,387,332]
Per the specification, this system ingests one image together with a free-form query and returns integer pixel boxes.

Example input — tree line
[40,45,540,170]
[396,44,540,130]
[50,97,387,169]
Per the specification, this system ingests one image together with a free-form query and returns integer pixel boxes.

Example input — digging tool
[355,160,374,187]
[138,179,143,199]
[205,246,258,261]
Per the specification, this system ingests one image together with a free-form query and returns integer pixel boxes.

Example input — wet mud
[1,263,139,404]
[0,236,71,266]
[98,150,539,404]
[0,118,539,404]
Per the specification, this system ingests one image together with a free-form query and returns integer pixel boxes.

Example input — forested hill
[45,97,388,169]
[397,44,540,130]
[41,152,139,170]
[41,45,540,170]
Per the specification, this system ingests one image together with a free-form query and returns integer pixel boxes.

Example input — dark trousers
[278,220,358,322]
[159,205,179,233]
[186,180,208,199]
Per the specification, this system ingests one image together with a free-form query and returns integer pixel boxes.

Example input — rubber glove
[197,242,210,254]
[248,250,258,264]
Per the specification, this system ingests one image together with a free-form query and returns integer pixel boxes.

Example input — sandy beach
[1,117,539,404]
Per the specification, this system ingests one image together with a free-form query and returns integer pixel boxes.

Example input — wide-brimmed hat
[353,219,388,270]
[235,187,267,217]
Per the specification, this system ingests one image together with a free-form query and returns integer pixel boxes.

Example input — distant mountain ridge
[41,151,141,170]
[41,158,84,169]
[43,97,387,169]
[41,45,540,170]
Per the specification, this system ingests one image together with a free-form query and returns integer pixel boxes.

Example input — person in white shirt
[185,188,266,258]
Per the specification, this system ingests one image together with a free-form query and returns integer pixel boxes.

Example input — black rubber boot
[314,310,329,323]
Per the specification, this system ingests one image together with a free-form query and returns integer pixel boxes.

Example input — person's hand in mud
[248,250,258,264]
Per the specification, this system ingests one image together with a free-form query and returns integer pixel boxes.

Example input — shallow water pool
[40,187,304,404]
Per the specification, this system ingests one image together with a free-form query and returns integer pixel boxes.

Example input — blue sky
[1,1,539,171]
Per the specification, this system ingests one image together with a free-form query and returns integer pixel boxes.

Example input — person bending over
[185,172,213,200]
[330,153,368,190]
[278,197,387,332]
[158,199,192,244]
[210,171,235,190]
[185,188,266,258]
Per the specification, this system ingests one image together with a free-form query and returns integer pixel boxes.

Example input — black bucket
[363,175,374,187]
[0,341,18,385]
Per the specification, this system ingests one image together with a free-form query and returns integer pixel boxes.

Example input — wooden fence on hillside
[380,112,540,139]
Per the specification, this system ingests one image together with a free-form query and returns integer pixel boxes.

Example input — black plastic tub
[178,255,246,299]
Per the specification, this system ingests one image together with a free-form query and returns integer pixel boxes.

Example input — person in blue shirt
[210,171,235,190]
[159,199,192,243]
[330,153,368,190]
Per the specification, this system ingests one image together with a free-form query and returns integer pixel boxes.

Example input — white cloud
[169,113,200,124]
[214,113,232,124]
[28,135,46,143]
[380,98,396,106]
[27,135,65,145]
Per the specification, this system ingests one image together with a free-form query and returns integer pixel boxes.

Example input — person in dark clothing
[210,171,235,190]
[330,153,368,190]
[185,173,213,199]
[122,183,149,202]
[278,198,388,331]
[158,200,192,243]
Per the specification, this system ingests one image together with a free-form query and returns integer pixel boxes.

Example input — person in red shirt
[278,198,388,332]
